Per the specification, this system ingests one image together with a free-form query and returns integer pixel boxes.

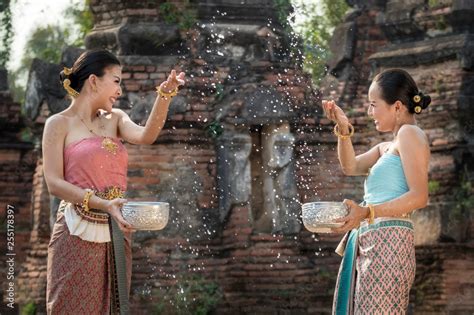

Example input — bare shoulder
[398,124,428,144]
[42,112,70,149]
[111,108,134,125]
[110,108,132,122]
[111,108,127,117]
[44,112,69,131]
[397,124,430,155]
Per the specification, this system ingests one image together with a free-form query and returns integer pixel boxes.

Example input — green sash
[333,229,358,314]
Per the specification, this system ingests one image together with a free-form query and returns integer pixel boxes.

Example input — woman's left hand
[332,199,369,234]
[159,69,186,93]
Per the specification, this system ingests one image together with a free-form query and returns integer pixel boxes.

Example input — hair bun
[419,92,431,109]
[59,67,74,84]
[412,91,431,114]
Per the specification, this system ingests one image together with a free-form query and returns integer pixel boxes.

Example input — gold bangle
[156,86,178,99]
[333,124,354,139]
[82,189,94,212]
[367,204,375,225]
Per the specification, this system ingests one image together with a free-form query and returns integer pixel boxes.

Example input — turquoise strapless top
[363,153,409,205]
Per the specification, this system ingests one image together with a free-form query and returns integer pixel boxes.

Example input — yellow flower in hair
[413,95,421,103]
[414,106,422,114]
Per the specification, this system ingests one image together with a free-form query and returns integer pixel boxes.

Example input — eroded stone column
[216,132,252,224]
[258,123,300,234]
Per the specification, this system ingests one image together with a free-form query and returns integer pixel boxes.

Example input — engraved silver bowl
[301,202,348,233]
[121,202,169,231]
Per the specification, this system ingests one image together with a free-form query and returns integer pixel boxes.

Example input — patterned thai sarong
[333,218,416,314]
[46,136,131,314]
[46,209,132,314]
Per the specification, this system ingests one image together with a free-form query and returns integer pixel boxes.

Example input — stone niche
[216,85,301,235]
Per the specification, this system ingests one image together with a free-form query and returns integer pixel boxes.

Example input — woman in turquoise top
[322,69,431,314]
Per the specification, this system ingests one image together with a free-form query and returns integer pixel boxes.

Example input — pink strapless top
[64,136,128,192]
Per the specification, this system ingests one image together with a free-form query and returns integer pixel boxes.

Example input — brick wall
[0,70,37,312]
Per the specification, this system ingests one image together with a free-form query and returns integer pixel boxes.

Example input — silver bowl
[301,202,348,233]
[121,202,169,231]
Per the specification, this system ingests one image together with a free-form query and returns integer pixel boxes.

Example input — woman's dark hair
[373,68,431,114]
[59,49,121,93]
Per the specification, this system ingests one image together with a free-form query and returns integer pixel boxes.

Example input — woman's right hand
[322,100,350,129]
[105,198,135,234]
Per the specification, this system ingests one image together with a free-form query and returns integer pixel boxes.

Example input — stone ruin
[0,0,473,313]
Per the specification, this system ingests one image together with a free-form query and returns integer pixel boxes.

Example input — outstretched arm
[116,69,185,145]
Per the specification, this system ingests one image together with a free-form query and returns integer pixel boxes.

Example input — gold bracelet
[156,86,178,99]
[333,124,354,140]
[367,204,375,225]
[82,189,94,212]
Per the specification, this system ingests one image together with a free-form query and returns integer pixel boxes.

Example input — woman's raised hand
[322,100,350,128]
[105,198,136,234]
[159,69,186,93]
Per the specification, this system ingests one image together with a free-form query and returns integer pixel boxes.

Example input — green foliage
[21,301,36,315]
[434,15,447,30]
[324,1,350,27]
[159,3,179,24]
[8,70,27,104]
[23,25,70,64]
[428,0,441,8]
[0,0,13,67]
[428,180,440,194]
[292,0,349,84]
[274,0,293,30]
[20,127,34,142]
[205,120,224,139]
[8,0,93,103]
[153,274,222,315]
[453,167,474,219]
[158,1,196,30]
[9,24,70,103]
[66,0,94,46]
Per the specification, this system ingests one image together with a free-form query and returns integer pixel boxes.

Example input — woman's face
[95,65,122,112]
[367,82,397,132]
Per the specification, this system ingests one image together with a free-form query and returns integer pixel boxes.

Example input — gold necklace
[76,111,118,155]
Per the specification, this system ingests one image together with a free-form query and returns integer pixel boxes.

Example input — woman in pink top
[42,49,185,314]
